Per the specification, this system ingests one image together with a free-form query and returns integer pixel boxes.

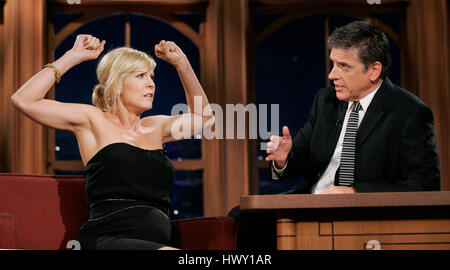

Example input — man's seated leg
[227,205,276,249]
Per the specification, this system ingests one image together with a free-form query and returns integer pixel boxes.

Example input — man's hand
[266,126,292,169]
[320,186,356,194]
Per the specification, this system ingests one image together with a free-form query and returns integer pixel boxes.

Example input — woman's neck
[106,106,142,131]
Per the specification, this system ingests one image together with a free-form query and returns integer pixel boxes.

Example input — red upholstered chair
[0,173,236,250]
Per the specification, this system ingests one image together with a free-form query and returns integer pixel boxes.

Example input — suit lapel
[357,78,394,148]
[326,97,348,160]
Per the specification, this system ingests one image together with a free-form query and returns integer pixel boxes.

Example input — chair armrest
[0,213,17,249]
[171,216,237,250]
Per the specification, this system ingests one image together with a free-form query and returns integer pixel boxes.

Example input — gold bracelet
[44,63,61,83]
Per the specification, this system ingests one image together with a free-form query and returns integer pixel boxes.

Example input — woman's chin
[141,102,153,111]
[143,105,152,113]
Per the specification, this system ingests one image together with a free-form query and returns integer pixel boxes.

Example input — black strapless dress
[76,143,175,250]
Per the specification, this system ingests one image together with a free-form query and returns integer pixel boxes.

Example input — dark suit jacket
[277,78,441,193]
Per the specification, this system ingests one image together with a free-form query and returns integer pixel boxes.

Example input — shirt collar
[348,83,381,113]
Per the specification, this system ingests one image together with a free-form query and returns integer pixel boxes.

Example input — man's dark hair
[328,19,391,79]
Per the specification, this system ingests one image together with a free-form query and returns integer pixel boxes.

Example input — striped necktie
[337,101,362,186]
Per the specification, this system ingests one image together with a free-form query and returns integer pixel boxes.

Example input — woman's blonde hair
[92,47,156,111]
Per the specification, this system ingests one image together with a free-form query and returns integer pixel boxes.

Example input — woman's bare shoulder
[140,114,171,126]
[70,103,105,129]
[80,104,106,118]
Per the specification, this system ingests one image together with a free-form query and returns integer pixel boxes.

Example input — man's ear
[369,61,383,81]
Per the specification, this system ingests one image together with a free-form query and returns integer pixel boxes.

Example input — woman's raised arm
[10,34,105,132]
[153,40,214,142]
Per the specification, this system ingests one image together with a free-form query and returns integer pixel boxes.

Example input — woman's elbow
[202,115,215,128]
[10,93,22,109]
[10,93,30,113]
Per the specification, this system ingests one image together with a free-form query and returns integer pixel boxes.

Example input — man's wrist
[271,160,287,180]
[274,160,287,170]
[273,160,288,172]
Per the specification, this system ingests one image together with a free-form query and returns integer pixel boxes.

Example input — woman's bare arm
[10,34,105,132]
[153,40,214,142]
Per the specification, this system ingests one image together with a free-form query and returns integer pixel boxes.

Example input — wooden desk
[241,191,450,250]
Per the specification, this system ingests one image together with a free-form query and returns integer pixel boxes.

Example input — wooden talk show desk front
[240,191,450,250]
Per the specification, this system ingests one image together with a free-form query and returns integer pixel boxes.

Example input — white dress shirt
[272,85,381,194]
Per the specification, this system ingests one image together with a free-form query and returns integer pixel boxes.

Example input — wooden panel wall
[405,0,449,190]
[222,0,251,213]
[0,0,6,172]
[2,0,47,174]
[202,0,226,216]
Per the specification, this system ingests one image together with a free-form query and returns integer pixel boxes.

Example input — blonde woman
[11,34,214,250]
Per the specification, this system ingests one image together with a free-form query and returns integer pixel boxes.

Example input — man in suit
[230,19,440,249]
[267,19,440,194]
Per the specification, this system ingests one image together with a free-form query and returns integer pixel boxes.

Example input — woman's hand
[154,40,188,69]
[67,34,106,65]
